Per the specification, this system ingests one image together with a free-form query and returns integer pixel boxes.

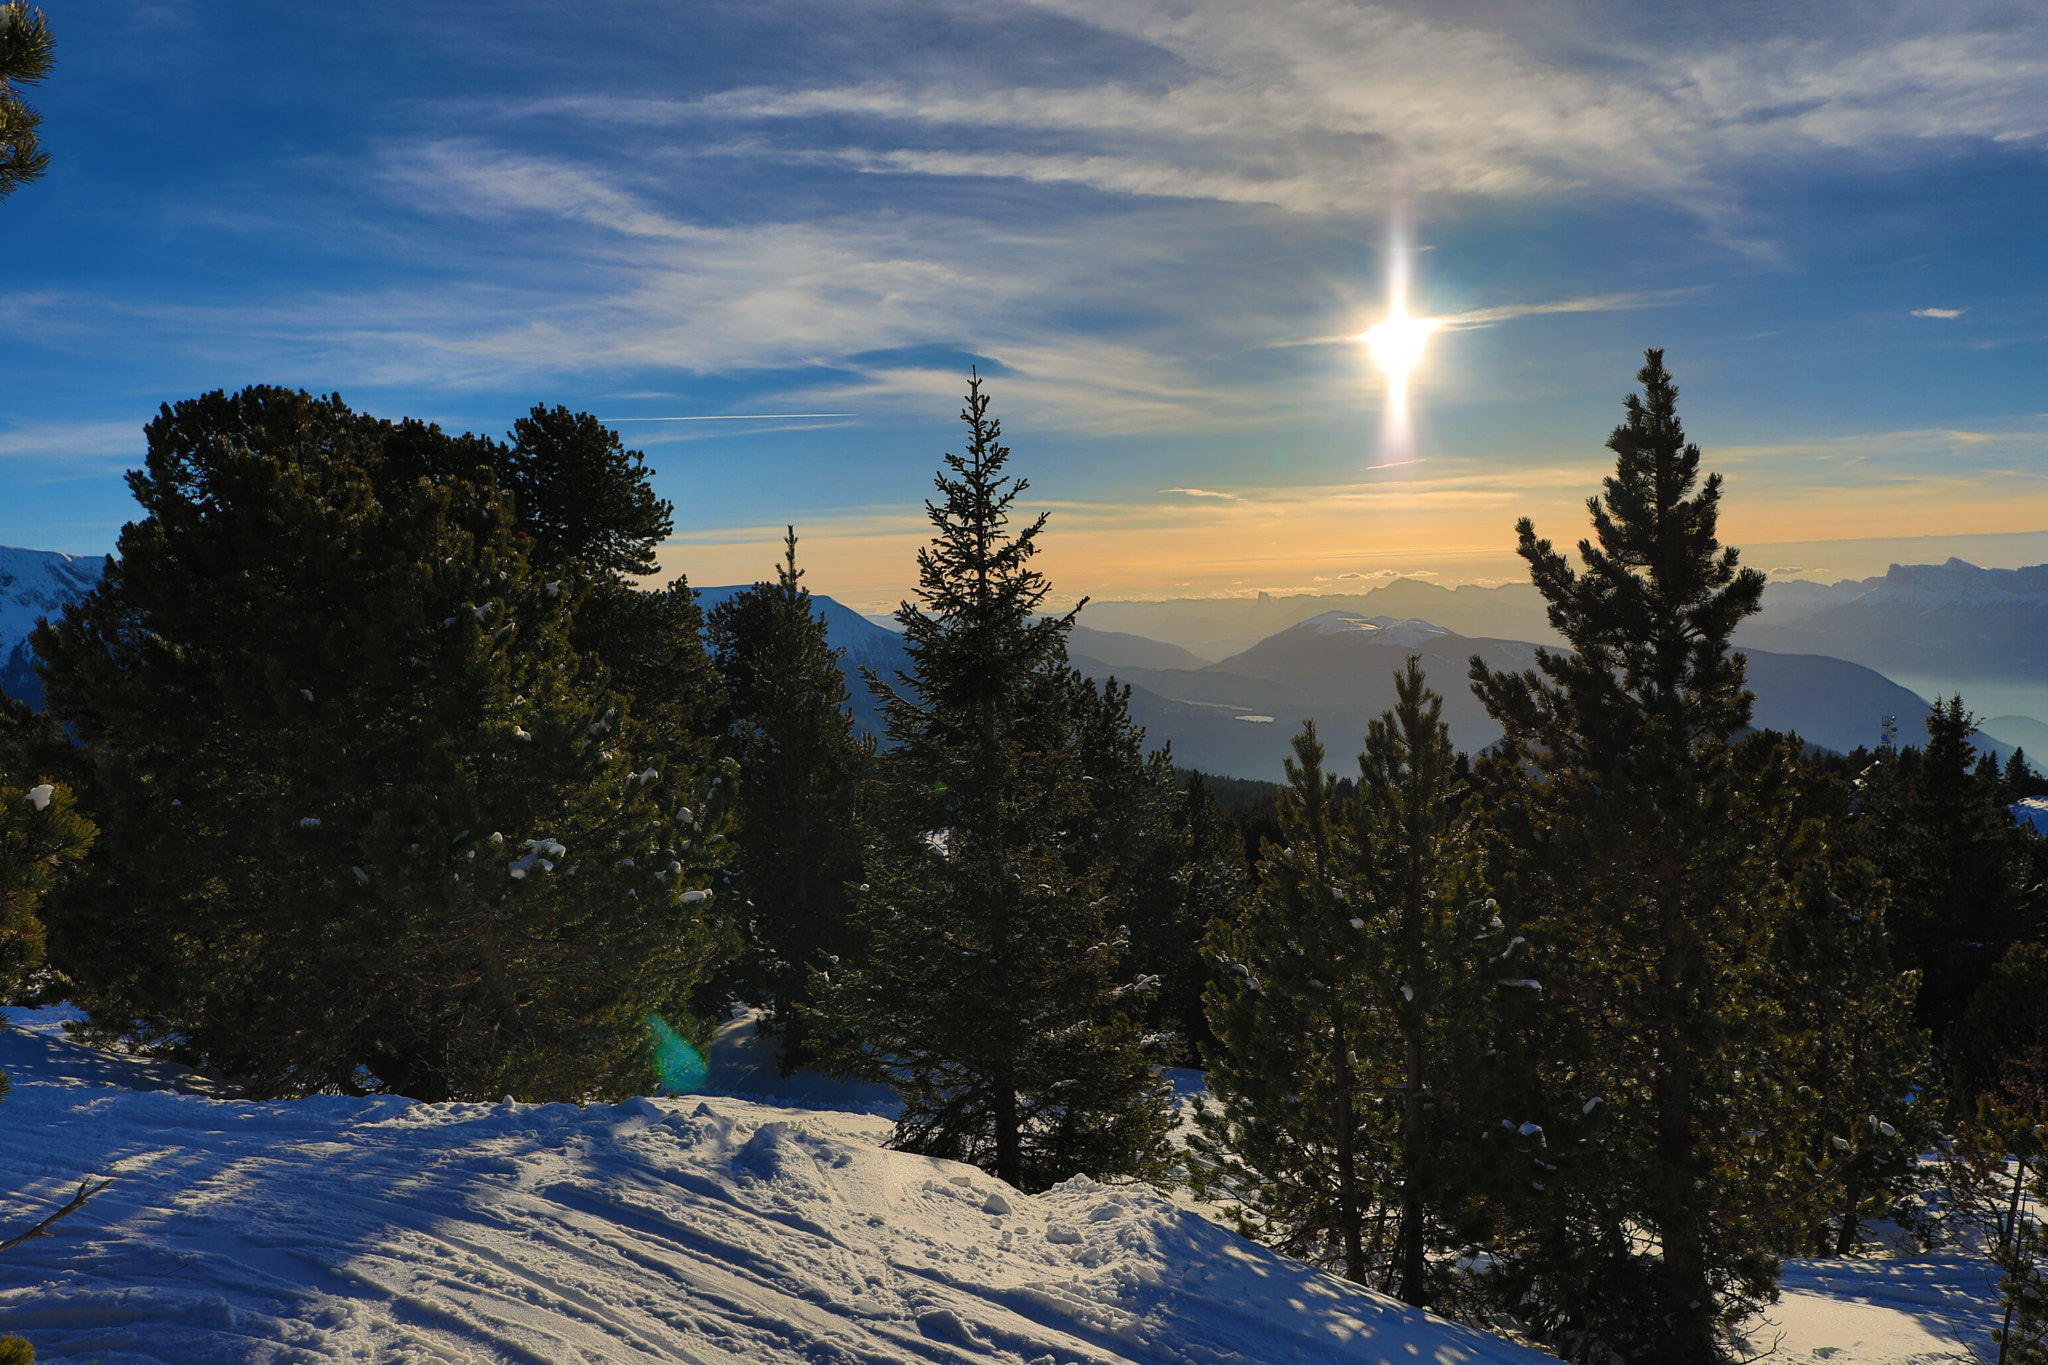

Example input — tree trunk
[1397,1017,1427,1303]
[1834,1171,1863,1257]
[993,1064,1021,1188]
[1396,769,1430,1307]
[1655,889,1715,1365]
[1332,1024,1367,1284]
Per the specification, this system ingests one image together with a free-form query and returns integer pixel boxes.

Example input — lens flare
[1357,208,1439,464]
[647,1012,708,1093]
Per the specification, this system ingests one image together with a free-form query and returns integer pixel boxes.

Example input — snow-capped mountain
[0,545,104,708]
[1295,611,1453,648]
[0,545,102,657]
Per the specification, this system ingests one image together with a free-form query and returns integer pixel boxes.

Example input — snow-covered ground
[0,1008,1547,1363]
[0,1006,2007,1363]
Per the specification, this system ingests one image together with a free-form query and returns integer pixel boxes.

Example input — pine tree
[1193,669,1499,1300]
[1752,736,1934,1257]
[34,387,731,1101]
[0,699,94,1103]
[1951,945,2048,1105]
[1059,669,1218,1057]
[0,3,53,200]
[501,405,676,578]
[1356,658,1497,1305]
[708,528,870,1067]
[1192,722,1388,1281]
[811,375,1172,1192]
[1130,773,1250,1066]
[1854,698,2043,1039]
[1469,350,1785,1363]
[2003,748,2048,802]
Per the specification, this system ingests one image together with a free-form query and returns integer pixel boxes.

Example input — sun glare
[1358,209,1439,465]
[1362,309,1440,379]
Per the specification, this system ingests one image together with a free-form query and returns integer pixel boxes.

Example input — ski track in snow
[0,1011,1548,1365]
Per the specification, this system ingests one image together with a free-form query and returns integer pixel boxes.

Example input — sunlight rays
[1358,214,1441,466]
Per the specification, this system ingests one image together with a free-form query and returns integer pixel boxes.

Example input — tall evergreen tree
[709,529,870,1067]
[1192,723,1385,1280]
[1852,698,2043,1039]
[1129,773,1250,1066]
[1059,669,1231,1060]
[1743,734,1934,1257]
[811,375,1172,1192]
[1193,669,1499,1300]
[1469,350,1784,1363]
[34,388,730,1101]
[1356,659,1497,1305]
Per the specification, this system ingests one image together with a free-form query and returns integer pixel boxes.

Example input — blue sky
[6,0,2047,610]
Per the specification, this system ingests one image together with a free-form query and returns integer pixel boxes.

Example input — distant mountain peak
[1870,558,2048,605]
[1295,611,1451,647]
[0,545,104,654]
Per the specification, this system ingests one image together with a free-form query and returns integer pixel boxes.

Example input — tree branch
[0,1176,113,1252]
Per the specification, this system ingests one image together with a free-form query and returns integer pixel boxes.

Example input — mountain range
[1079,561,2048,688]
[1066,611,1957,781]
[4,546,2038,783]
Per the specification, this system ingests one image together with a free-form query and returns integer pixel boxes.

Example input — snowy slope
[0,1011,1551,1365]
[0,545,101,657]
[0,546,103,707]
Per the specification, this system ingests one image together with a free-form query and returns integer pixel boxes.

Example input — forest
[3,354,2046,1365]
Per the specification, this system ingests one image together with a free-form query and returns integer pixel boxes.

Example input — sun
[1360,307,1441,379]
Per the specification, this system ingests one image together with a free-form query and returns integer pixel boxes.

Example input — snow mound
[0,1015,1548,1364]
[2013,797,2048,836]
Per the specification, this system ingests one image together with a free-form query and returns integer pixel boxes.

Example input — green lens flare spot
[646,1012,708,1094]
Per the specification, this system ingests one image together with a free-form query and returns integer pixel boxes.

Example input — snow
[0,1005,2012,1363]
[0,1008,1549,1363]
[1755,1253,1999,1363]
[0,545,102,659]
[2012,797,2048,835]
[1295,612,1450,647]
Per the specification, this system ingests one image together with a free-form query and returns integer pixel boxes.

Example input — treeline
[2,358,2045,1363]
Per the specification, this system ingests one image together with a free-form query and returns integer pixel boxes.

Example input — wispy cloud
[0,420,144,464]
[1912,307,1966,318]
[1438,289,1709,328]
[1163,487,1242,500]
[550,2,2048,225]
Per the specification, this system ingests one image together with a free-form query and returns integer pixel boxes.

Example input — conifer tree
[811,375,1172,1192]
[0,700,94,1103]
[1469,350,1785,1363]
[2004,748,2048,802]
[1060,670,1223,1057]
[708,528,869,1066]
[1193,671,1498,1300]
[1192,722,1385,1280]
[1852,698,2043,1039]
[0,3,53,200]
[1356,658,1497,1304]
[1131,774,1250,1066]
[34,388,730,1101]
[1747,736,1934,1256]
